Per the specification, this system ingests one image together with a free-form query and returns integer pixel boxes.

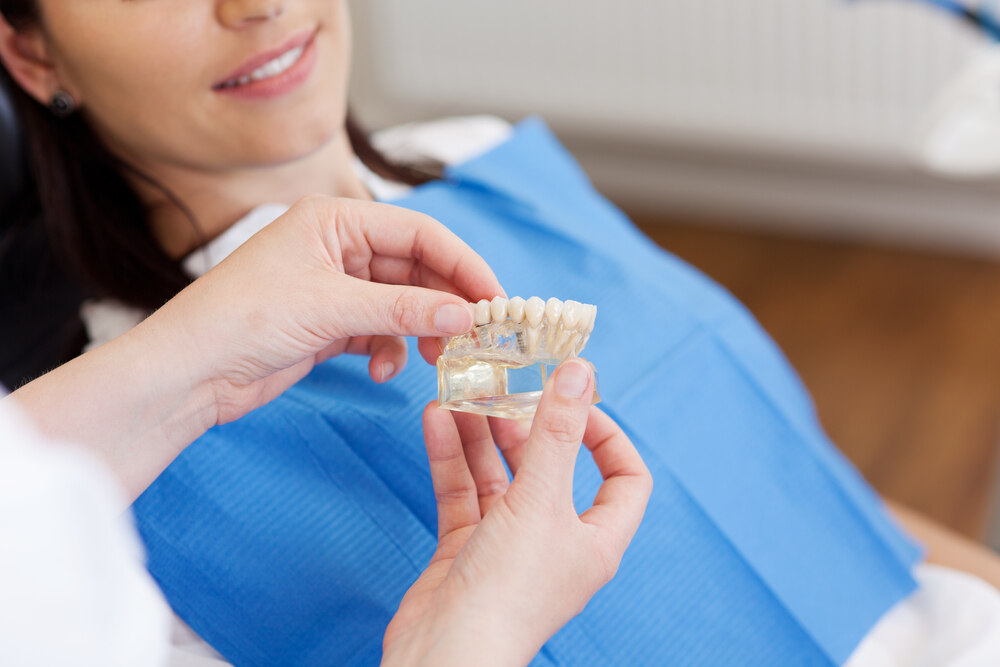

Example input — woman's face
[34,0,352,171]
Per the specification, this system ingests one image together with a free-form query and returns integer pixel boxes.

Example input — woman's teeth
[219,45,305,89]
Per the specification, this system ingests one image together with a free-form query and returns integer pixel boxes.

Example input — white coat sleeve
[0,396,171,667]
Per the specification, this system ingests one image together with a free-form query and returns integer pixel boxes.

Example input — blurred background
[348,0,1000,547]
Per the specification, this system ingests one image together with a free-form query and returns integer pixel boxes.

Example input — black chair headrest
[0,74,90,389]
[0,72,25,217]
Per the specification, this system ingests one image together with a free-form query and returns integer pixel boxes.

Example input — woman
[2,196,651,666]
[1,1,998,665]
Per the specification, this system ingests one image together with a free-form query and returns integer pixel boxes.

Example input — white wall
[349,0,1000,255]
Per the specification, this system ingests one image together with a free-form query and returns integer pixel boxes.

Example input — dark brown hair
[1,0,438,311]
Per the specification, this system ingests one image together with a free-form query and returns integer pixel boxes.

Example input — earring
[48,90,77,118]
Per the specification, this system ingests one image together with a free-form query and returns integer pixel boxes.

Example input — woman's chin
[230,120,343,168]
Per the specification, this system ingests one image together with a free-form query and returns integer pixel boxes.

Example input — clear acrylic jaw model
[437,296,600,420]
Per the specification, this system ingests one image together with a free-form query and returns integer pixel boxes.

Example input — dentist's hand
[168,195,501,424]
[382,359,653,667]
[12,195,502,502]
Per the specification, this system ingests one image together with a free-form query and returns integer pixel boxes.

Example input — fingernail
[555,359,590,398]
[381,362,395,381]
[434,303,473,335]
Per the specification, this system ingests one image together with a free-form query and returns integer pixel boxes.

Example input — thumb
[516,358,595,499]
[335,279,477,338]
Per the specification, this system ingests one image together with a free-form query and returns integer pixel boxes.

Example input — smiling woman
[0,0,433,314]
[1,1,999,666]
[20,0,351,171]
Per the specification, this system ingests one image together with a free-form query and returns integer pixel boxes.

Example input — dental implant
[437,296,600,419]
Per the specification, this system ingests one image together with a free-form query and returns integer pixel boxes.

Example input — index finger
[422,402,482,539]
[331,198,503,302]
[578,407,653,551]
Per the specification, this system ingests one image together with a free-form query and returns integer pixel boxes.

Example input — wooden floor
[634,216,1000,542]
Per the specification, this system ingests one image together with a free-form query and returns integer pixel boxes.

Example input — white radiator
[350,1,1000,253]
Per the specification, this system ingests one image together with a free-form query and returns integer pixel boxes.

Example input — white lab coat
[0,397,170,667]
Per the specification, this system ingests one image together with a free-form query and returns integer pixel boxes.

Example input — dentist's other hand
[383,359,652,667]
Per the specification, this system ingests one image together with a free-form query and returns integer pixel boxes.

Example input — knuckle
[435,484,476,504]
[295,193,334,220]
[475,479,508,499]
[537,409,582,445]
[390,293,426,332]
[632,462,654,499]
[297,193,328,207]
[595,549,621,585]
[590,533,624,585]
[413,210,440,234]
[375,334,407,354]
[289,194,339,233]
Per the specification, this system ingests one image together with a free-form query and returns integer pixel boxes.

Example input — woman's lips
[213,29,318,100]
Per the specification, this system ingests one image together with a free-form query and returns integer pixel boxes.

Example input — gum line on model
[437,296,600,419]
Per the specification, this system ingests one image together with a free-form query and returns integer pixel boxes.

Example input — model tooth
[557,331,582,358]
[490,296,508,322]
[474,299,492,326]
[525,326,541,355]
[507,296,526,323]
[525,296,545,327]
[545,298,564,326]
[551,330,569,357]
[582,304,597,332]
[562,300,582,330]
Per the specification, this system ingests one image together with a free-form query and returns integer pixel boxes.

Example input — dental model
[437,296,599,419]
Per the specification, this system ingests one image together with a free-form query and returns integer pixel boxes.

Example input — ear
[0,14,64,107]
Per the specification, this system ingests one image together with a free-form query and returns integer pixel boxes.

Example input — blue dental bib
[133,119,918,666]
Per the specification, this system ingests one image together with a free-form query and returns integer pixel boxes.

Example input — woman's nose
[217,0,286,28]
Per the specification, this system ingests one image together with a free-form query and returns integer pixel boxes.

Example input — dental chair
[0,70,23,215]
[0,72,89,390]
